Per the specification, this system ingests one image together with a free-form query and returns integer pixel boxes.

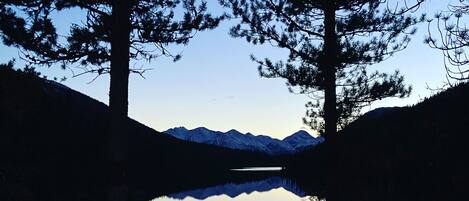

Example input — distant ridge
[168,176,306,199]
[0,65,280,172]
[164,127,324,155]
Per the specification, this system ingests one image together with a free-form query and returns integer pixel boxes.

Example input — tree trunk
[107,1,131,201]
[321,2,341,181]
[322,2,338,140]
[109,0,131,166]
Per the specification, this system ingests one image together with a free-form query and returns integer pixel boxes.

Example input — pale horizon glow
[0,0,457,139]
[230,167,283,171]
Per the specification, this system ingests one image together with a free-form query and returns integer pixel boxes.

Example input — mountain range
[0,64,282,171]
[164,127,324,155]
[168,176,306,200]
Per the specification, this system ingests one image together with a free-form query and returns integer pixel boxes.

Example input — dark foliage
[0,0,224,166]
[220,0,423,137]
[0,0,221,70]
[287,81,469,201]
[0,0,223,123]
[426,0,469,81]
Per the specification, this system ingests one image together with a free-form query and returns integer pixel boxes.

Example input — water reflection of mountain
[164,176,306,200]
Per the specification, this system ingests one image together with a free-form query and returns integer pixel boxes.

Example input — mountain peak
[226,129,242,135]
[164,127,323,155]
[283,130,324,151]
[171,126,188,131]
[286,130,311,139]
[192,127,210,132]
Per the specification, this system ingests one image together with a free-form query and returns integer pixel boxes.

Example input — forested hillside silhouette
[0,65,279,200]
[287,81,469,201]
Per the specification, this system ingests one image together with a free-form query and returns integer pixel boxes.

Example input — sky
[0,0,459,139]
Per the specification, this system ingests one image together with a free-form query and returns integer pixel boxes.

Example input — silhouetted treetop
[0,0,222,73]
[426,0,469,81]
[1,0,223,165]
[221,0,423,136]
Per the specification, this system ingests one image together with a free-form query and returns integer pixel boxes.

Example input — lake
[149,168,323,201]
[1,164,455,201]
[132,167,322,201]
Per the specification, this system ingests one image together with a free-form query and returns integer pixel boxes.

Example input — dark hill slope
[287,82,469,201]
[0,66,282,200]
[0,66,277,171]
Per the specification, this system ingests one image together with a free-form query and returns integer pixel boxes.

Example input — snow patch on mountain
[164,127,324,155]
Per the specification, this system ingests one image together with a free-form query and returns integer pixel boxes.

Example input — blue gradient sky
[0,0,457,139]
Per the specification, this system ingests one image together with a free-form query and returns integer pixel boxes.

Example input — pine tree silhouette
[221,0,424,139]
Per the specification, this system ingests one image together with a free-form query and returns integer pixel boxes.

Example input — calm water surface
[149,168,324,201]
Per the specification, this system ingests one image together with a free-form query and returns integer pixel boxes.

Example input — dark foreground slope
[288,82,469,200]
[0,66,277,168]
[0,66,277,200]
